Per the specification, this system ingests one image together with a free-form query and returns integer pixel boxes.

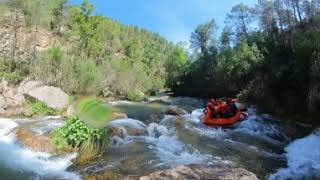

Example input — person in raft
[204,98,237,119]
[221,98,237,118]
[204,98,221,118]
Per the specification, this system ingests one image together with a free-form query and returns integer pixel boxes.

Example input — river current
[0,97,319,179]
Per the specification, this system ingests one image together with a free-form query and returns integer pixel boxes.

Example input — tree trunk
[241,16,248,37]
[291,0,299,23]
[295,0,303,22]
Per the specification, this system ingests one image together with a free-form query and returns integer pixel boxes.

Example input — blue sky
[71,0,257,43]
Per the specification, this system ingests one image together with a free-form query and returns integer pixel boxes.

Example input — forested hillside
[172,0,320,117]
[0,0,184,99]
[1,0,320,117]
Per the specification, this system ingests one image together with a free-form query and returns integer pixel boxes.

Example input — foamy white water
[145,123,212,166]
[0,118,80,180]
[108,118,147,129]
[181,108,204,123]
[269,131,320,180]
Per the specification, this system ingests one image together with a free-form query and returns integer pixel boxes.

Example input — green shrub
[0,72,22,84]
[0,59,25,85]
[29,101,58,116]
[32,48,102,95]
[75,97,112,128]
[126,90,144,102]
[52,115,108,149]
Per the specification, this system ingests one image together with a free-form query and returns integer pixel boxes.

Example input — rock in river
[24,85,69,110]
[139,164,259,180]
[14,128,55,153]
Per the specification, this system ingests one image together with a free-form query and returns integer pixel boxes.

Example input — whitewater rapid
[0,118,79,180]
[269,130,320,180]
[0,98,317,179]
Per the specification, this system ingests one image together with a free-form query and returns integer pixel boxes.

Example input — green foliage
[126,90,144,102]
[217,39,263,84]
[165,46,189,87]
[67,0,100,57]
[29,100,58,116]
[226,3,254,37]
[32,47,102,95]
[190,19,217,59]
[74,139,104,165]
[52,115,107,149]
[26,0,181,97]
[75,98,112,129]
[48,0,67,34]
[0,72,22,84]
[0,58,28,84]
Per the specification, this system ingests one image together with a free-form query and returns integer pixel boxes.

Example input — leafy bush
[126,90,144,102]
[52,115,107,149]
[0,58,27,85]
[75,97,112,128]
[32,47,102,95]
[29,101,58,116]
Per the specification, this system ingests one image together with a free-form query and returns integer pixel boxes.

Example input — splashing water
[145,123,212,167]
[0,118,79,180]
[269,131,320,180]
[108,118,147,129]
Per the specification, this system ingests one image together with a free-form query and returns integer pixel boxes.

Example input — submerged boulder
[107,119,148,137]
[139,165,259,180]
[14,128,55,153]
[111,112,128,120]
[165,106,188,116]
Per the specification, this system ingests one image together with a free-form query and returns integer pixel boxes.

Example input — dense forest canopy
[0,0,320,116]
[171,0,320,116]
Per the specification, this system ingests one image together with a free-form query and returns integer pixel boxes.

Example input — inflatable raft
[203,109,241,128]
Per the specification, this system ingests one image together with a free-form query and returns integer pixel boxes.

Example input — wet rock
[14,128,55,153]
[139,165,259,180]
[165,106,188,116]
[145,113,165,124]
[84,170,121,180]
[107,119,148,137]
[164,116,186,128]
[108,126,147,137]
[149,99,171,106]
[111,112,128,120]
[24,85,68,110]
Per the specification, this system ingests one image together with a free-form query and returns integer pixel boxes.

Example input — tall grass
[74,140,104,166]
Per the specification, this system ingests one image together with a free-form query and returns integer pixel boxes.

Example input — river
[0,96,319,180]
